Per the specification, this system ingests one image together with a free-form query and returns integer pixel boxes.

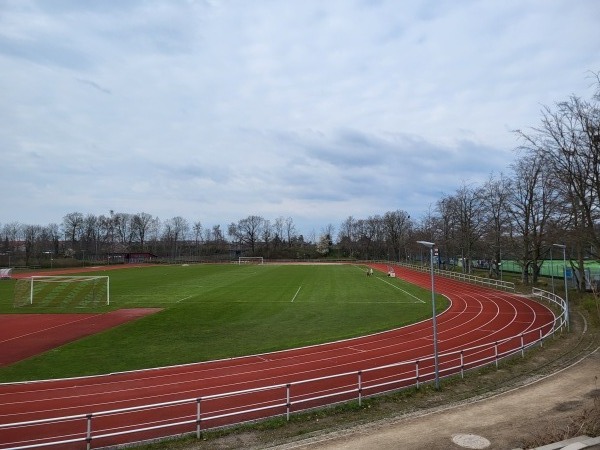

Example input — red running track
[0,265,556,449]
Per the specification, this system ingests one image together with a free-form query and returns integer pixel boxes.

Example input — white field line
[176,295,193,303]
[353,264,369,275]
[291,286,302,302]
[376,276,426,303]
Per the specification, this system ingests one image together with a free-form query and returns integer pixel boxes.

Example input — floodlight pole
[417,240,440,390]
[550,246,555,294]
[499,249,503,282]
[553,244,569,331]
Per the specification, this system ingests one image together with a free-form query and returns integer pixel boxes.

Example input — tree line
[1,74,599,291]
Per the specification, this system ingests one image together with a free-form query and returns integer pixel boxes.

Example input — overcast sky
[1,0,599,238]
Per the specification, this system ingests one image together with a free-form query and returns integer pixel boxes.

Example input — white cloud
[0,0,599,236]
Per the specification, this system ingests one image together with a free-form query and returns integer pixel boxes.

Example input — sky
[1,0,599,239]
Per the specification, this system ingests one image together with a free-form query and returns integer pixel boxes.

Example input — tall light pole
[499,249,503,282]
[553,243,569,331]
[550,246,555,294]
[417,240,440,389]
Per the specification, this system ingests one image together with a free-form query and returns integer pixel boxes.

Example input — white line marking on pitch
[377,277,426,303]
[291,286,302,302]
[176,296,193,303]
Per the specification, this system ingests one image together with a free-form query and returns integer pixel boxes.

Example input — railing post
[460,351,464,379]
[86,414,93,450]
[520,334,525,358]
[286,384,291,421]
[494,342,499,369]
[358,371,362,407]
[196,398,201,439]
[539,329,543,347]
[415,360,419,389]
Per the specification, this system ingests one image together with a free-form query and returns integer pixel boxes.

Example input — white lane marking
[291,286,302,302]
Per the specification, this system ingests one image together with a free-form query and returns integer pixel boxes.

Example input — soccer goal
[13,275,110,308]
[238,256,264,265]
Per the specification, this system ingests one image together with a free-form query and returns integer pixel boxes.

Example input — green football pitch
[0,263,446,381]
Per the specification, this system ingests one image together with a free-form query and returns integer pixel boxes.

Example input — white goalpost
[238,256,264,265]
[13,275,110,308]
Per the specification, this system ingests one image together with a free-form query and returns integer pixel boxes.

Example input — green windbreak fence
[500,260,600,277]
[498,260,600,290]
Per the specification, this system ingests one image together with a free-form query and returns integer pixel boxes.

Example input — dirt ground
[269,348,599,450]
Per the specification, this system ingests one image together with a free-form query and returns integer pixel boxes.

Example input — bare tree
[62,212,84,248]
[480,173,512,277]
[163,216,189,258]
[45,223,61,256]
[80,214,100,258]
[273,217,285,249]
[382,210,411,262]
[112,212,134,248]
[262,219,272,255]
[22,224,42,266]
[229,215,265,254]
[508,154,560,284]
[515,83,600,289]
[284,217,296,248]
[192,221,203,255]
[338,216,356,258]
[436,196,459,269]
[2,222,21,254]
[131,212,155,251]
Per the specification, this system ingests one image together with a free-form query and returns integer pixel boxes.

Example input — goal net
[238,256,264,265]
[13,276,110,308]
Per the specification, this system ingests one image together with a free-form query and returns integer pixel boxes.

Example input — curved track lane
[0,266,555,449]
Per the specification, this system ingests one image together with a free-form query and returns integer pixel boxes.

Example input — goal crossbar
[29,275,109,283]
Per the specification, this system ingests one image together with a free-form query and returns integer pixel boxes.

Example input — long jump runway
[0,266,555,449]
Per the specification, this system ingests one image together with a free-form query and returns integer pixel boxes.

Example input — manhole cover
[452,433,491,449]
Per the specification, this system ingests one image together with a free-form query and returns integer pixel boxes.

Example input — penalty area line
[291,286,302,302]
[377,277,426,303]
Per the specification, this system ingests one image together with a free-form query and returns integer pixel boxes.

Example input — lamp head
[417,240,435,248]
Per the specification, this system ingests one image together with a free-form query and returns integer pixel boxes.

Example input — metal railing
[0,287,564,450]
[398,262,516,291]
[531,287,568,330]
